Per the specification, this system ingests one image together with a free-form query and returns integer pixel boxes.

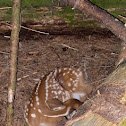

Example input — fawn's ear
[46,98,66,111]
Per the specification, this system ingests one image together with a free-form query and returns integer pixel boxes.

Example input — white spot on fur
[72,71,75,74]
[37,102,40,106]
[78,71,82,76]
[74,83,78,87]
[25,118,28,123]
[30,103,33,107]
[69,68,72,71]
[72,88,76,91]
[57,86,60,89]
[123,47,126,50]
[55,96,58,98]
[58,90,62,95]
[67,71,70,74]
[45,73,52,100]
[63,73,66,76]
[77,68,80,71]
[58,68,61,73]
[51,91,54,93]
[40,123,47,126]
[54,69,57,77]
[43,106,71,117]
[38,109,42,113]
[68,83,71,87]
[31,114,36,118]
[54,91,57,95]
[64,68,67,70]
[26,101,30,105]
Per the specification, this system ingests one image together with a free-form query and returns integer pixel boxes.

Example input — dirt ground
[0,22,121,125]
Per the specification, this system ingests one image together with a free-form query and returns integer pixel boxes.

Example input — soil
[0,22,121,126]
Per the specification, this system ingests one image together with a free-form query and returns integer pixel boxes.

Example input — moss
[110,10,126,17]
[90,0,126,8]
[56,6,76,27]
[77,21,100,28]
[118,117,126,126]
[0,0,125,28]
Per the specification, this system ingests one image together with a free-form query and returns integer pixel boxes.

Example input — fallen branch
[0,51,9,55]
[6,22,49,35]
[0,7,12,10]
[57,43,79,51]
[119,15,126,21]
[17,72,37,81]
[21,25,49,35]
[6,0,21,125]
[4,36,11,39]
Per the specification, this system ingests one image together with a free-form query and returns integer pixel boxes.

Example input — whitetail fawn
[24,67,93,126]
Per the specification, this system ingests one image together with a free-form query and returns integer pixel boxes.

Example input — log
[65,62,126,126]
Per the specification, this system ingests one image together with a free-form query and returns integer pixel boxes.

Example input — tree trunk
[6,0,21,126]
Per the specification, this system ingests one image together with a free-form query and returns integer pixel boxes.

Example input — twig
[21,25,49,35]
[83,59,88,81]
[17,72,37,81]
[6,22,49,35]
[4,36,11,39]
[24,0,34,8]
[0,51,9,55]
[57,43,79,51]
[118,15,126,21]
[50,46,61,59]
[89,77,106,85]
[0,7,12,10]
[6,0,21,125]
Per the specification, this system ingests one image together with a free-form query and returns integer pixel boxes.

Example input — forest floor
[0,21,121,125]
[0,4,126,125]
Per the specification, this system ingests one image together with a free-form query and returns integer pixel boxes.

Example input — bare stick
[6,0,21,125]
[4,36,11,39]
[57,43,79,51]
[118,15,126,21]
[0,51,9,55]
[0,7,12,10]
[6,22,49,35]
[17,72,37,81]
[21,25,49,35]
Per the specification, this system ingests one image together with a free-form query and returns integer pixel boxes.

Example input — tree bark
[6,0,21,126]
